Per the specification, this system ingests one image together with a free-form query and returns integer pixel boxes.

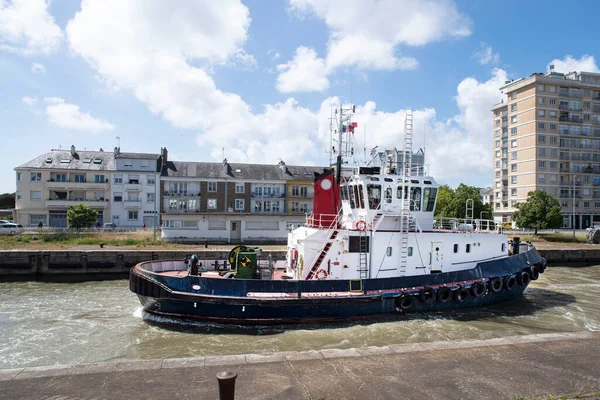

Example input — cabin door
[230,220,242,243]
[430,242,444,272]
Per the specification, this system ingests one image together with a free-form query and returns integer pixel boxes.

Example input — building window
[114,192,123,202]
[147,193,155,202]
[511,140,517,148]
[549,98,557,105]
[584,101,591,109]
[74,174,85,183]
[235,199,244,210]
[511,92,517,99]
[511,127,517,135]
[511,151,517,159]
[549,86,556,93]
[128,211,138,220]
[584,201,590,208]
[141,160,150,168]
[549,111,557,118]
[495,130,500,137]
[235,183,244,193]
[538,84,545,92]
[511,164,517,172]
[511,188,517,196]
[30,190,41,201]
[538,174,546,182]
[538,161,546,168]
[495,119,500,126]
[291,201,299,212]
[511,116,518,123]
[272,202,280,212]
[208,182,217,192]
[124,160,133,167]
[538,135,546,143]
[495,150,501,157]
[511,176,517,184]
[147,175,155,185]
[495,171,500,178]
[538,110,545,117]
[538,123,546,130]
[550,124,557,131]
[94,175,105,183]
[495,140,500,148]
[511,104,517,112]
[538,97,545,104]
[550,161,558,169]
[207,198,217,209]
[538,148,546,156]
[30,172,41,182]
[16,172,22,182]
[114,175,123,184]
[585,114,591,121]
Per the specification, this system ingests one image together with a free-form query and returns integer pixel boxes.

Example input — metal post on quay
[216,371,237,400]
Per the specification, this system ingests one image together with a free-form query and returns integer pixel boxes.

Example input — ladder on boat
[358,229,369,279]
[399,109,414,275]
[306,216,340,280]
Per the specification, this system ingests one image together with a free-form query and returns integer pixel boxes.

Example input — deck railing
[433,217,500,233]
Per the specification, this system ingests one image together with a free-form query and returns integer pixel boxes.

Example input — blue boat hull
[130,247,546,324]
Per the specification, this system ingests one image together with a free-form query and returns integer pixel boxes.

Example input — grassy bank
[508,231,588,244]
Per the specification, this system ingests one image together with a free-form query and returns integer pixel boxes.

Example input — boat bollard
[216,371,237,400]
[512,237,520,255]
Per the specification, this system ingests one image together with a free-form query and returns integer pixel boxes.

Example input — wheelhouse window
[422,188,437,212]
[366,184,381,209]
[410,187,421,211]
[340,185,349,201]
[348,185,356,209]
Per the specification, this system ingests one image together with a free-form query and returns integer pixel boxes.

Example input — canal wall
[0,248,596,281]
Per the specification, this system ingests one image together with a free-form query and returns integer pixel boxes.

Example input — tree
[67,204,98,229]
[512,190,562,234]
[434,184,489,220]
[0,193,15,209]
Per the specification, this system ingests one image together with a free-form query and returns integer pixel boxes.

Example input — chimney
[161,147,168,165]
[113,147,120,157]
[278,160,286,173]
[70,145,76,156]
[223,158,230,175]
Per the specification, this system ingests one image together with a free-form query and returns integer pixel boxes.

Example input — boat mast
[399,109,414,274]
[334,104,356,183]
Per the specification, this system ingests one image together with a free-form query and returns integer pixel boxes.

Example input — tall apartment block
[492,70,600,229]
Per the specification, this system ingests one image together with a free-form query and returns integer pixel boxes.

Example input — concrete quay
[1,331,599,400]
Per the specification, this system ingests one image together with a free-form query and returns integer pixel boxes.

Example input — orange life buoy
[291,249,298,261]
[315,269,328,280]
[355,220,366,231]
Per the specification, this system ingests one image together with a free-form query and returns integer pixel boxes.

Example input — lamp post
[573,174,576,241]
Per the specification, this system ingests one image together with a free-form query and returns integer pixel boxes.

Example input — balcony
[250,193,287,198]
[124,183,142,191]
[163,191,200,197]
[124,200,142,209]
[164,208,200,214]
[46,180,107,190]
[45,199,107,208]
[559,116,582,123]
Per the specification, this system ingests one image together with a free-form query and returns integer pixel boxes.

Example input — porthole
[466,244,471,253]
[453,244,458,253]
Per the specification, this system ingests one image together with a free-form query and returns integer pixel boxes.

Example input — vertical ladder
[358,230,368,279]
[399,109,414,275]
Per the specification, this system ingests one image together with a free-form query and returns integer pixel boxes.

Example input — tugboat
[130,106,546,324]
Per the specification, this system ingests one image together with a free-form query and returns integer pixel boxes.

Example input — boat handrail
[306,212,341,229]
[433,217,500,233]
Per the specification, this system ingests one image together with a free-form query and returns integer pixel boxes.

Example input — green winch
[228,245,261,279]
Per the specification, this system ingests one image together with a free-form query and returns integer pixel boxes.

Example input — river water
[1,265,599,369]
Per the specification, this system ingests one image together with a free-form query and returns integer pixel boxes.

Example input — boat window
[385,187,393,203]
[408,247,413,256]
[466,244,471,253]
[396,185,407,199]
[422,188,437,212]
[370,177,380,181]
[411,179,419,184]
[384,178,393,182]
[340,185,349,201]
[502,243,506,252]
[410,187,421,211]
[357,184,365,209]
[366,184,381,209]
[348,185,356,209]
[423,180,432,184]
[387,247,392,256]
[453,244,458,253]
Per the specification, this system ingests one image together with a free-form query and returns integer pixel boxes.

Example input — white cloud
[0,0,63,55]
[548,55,600,74]
[31,62,45,73]
[43,97,115,133]
[276,47,329,92]
[229,48,257,71]
[473,43,499,65]
[267,49,280,61]
[22,96,37,105]
[278,0,470,92]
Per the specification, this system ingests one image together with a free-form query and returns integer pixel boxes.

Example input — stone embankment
[0,246,598,281]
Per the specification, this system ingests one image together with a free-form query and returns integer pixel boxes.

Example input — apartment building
[492,69,600,228]
[159,151,326,242]
[14,146,114,227]
[110,148,161,228]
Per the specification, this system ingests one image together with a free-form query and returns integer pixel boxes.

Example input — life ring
[291,249,298,261]
[488,277,503,294]
[437,286,451,303]
[419,287,436,304]
[454,287,469,303]
[355,220,367,231]
[315,269,328,280]
[395,293,412,310]
[517,270,531,286]
[504,275,517,291]
[470,282,487,298]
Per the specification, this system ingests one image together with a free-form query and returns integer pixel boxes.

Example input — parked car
[0,222,21,234]
[103,222,117,229]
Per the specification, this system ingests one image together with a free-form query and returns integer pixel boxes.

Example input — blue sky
[1,0,600,194]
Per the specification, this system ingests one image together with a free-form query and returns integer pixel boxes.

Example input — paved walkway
[1,332,599,400]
